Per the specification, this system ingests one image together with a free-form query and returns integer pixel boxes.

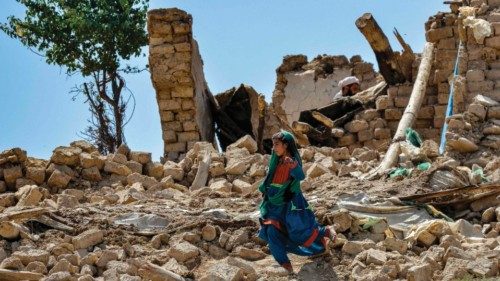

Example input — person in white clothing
[333,76,360,100]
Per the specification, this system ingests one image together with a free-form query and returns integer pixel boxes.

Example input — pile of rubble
[0,135,498,280]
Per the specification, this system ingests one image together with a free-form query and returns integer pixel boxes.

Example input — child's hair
[272,131,298,156]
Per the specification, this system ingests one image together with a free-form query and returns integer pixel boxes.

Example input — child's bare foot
[326,225,337,243]
[282,262,294,274]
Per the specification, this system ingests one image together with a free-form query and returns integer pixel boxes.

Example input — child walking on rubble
[258,130,336,274]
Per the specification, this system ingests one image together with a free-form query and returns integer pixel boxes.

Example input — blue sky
[0,1,447,161]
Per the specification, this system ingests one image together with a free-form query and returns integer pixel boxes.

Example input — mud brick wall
[147,8,214,161]
[272,55,380,127]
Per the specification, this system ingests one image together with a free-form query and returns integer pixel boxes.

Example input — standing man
[333,76,360,100]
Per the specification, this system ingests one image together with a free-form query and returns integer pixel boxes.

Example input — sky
[0,0,447,161]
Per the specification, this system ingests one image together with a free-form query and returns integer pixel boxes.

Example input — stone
[95,250,118,268]
[209,162,226,177]
[57,194,78,209]
[26,261,47,274]
[357,129,373,142]
[162,258,189,277]
[47,169,72,189]
[145,162,164,179]
[306,163,329,178]
[482,207,496,223]
[49,258,79,275]
[233,246,266,261]
[369,219,388,234]
[331,209,352,233]
[79,153,99,169]
[44,271,73,281]
[225,229,249,251]
[466,69,485,81]
[183,232,201,243]
[227,135,258,154]
[466,257,499,277]
[342,240,374,255]
[51,146,82,166]
[127,173,158,189]
[125,160,142,174]
[345,120,369,133]
[16,185,43,207]
[0,193,16,207]
[407,263,433,281]
[468,103,487,120]
[199,261,244,281]
[299,148,315,161]
[210,179,232,193]
[232,179,252,194]
[209,245,228,259]
[365,249,387,265]
[163,161,184,181]
[25,167,45,185]
[3,165,22,188]
[488,106,500,119]
[356,150,378,162]
[441,258,469,280]
[443,246,473,262]
[225,160,249,175]
[248,163,266,177]
[226,257,258,281]
[417,230,437,247]
[12,249,50,266]
[129,151,152,164]
[202,224,217,241]
[374,128,391,140]
[104,160,132,176]
[331,147,350,161]
[383,237,407,254]
[151,233,169,249]
[376,95,393,110]
[167,242,199,263]
[338,134,356,146]
[448,137,479,153]
[82,167,102,182]
[426,27,453,42]
[421,140,439,158]
[110,153,127,164]
[474,94,499,107]
[0,256,24,270]
[72,229,104,250]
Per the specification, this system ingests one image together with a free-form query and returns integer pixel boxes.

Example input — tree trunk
[356,13,408,84]
[362,42,435,180]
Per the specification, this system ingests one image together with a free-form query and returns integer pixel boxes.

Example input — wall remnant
[147,8,214,160]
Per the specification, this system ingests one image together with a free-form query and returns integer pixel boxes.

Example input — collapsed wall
[272,54,379,127]
[147,8,214,161]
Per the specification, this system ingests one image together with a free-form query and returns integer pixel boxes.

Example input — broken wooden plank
[312,111,334,128]
[399,183,500,212]
[190,151,211,191]
[363,42,435,180]
[0,207,48,222]
[356,13,407,85]
[0,269,43,281]
[34,215,75,233]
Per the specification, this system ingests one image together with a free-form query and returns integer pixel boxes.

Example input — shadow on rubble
[297,259,339,281]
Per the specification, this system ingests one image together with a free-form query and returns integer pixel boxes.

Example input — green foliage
[1,0,149,76]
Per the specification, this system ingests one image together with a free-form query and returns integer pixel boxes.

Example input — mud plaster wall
[273,55,379,127]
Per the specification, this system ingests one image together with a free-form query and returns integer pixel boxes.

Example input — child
[258,130,336,273]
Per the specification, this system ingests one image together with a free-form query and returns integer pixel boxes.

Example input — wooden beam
[362,42,435,180]
[356,13,408,85]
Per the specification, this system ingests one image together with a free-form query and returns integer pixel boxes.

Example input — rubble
[2,2,500,280]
